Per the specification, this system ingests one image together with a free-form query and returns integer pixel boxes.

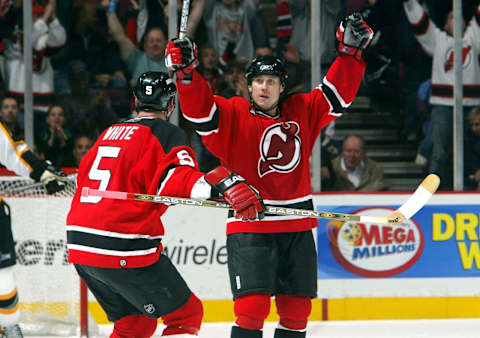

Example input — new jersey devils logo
[444,45,472,72]
[258,122,301,177]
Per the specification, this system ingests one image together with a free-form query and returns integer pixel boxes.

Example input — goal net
[0,173,97,336]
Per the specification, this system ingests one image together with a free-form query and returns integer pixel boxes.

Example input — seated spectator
[0,96,23,141]
[102,0,167,86]
[196,45,222,94]
[331,135,385,191]
[218,61,249,99]
[57,60,118,139]
[36,104,73,167]
[3,0,66,116]
[63,134,93,168]
[464,107,480,190]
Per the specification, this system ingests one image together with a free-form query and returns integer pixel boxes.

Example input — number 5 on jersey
[80,146,121,204]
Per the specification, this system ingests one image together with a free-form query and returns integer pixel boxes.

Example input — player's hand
[336,13,374,59]
[33,161,66,194]
[205,166,265,221]
[165,36,198,80]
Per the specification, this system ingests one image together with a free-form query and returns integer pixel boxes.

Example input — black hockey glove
[336,13,374,60]
[204,166,265,221]
[165,36,199,80]
[30,160,67,194]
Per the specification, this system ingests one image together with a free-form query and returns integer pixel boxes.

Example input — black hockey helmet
[134,71,176,112]
[245,55,288,85]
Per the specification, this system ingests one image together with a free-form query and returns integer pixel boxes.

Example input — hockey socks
[231,325,262,338]
[274,328,306,337]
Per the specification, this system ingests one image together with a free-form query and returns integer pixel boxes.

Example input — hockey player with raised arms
[66,71,265,338]
[166,13,373,338]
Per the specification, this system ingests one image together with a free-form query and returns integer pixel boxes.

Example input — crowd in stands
[0,0,479,191]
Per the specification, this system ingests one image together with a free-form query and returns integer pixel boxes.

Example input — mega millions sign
[326,207,424,277]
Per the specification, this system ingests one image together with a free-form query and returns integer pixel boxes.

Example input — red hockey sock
[275,295,311,331]
[161,293,203,336]
[234,294,271,330]
[110,314,157,338]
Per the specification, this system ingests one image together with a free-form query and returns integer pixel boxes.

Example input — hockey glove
[205,166,265,221]
[336,13,374,60]
[30,160,66,194]
[165,36,199,81]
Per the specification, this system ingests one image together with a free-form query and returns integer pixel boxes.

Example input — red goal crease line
[81,174,440,226]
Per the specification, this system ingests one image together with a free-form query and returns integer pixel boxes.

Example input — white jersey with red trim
[403,0,480,106]
[4,17,66,111]
[178,55,366,234]
[66,117,208,268]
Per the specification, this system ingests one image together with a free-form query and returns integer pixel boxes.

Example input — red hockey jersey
[66,117,205,268]
[178,55,366,234]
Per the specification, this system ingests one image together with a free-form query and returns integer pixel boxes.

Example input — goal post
[0,170,95,336]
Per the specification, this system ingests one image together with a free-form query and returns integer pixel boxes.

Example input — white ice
[27,319,480,338]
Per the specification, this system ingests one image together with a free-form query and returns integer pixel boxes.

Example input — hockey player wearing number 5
[66,72,265,337]
[166,13,373,338]
[0,97,66,338]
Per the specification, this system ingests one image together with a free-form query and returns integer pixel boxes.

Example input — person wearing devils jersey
[66,72,264,338]
[402,0,480,189]
[166,13,373,338]
[0,97,66,338]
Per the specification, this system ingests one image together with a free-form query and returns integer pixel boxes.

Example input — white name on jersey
[102,126,140,141]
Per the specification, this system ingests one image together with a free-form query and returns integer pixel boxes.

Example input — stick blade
[421,173,441,194]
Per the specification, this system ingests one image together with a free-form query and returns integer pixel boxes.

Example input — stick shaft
[82,187,396,224]
[179,0,191,39]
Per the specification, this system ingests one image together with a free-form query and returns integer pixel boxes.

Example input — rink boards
[8,191,480,324]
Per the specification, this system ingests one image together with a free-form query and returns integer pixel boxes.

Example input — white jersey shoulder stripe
[182,102,217,124]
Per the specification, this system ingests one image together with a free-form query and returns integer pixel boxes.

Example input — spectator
[254,45,273,58]
[360,0,432,140]
[57,60,118,139]
[63,134,93,168]
[403,0,480,189]
[218,61,249,99]
[3,0,66,118]
[196,45,222,95]
[276,0,341,67]
[201,0,265,67]
[414,79,433,167]
[464,107,480,190]
[0,0,21,53]
[0,96,23,141]
[331,135,385,191]
[36,104,73,167]
[160,0,207,44]
[103,0,168,86]
[129,0,168,47]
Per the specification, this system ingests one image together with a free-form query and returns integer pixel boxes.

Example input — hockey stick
[81,174,440,225]
[179,0,191,39]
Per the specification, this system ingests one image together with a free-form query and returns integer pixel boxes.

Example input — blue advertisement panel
[317,204,480,278]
